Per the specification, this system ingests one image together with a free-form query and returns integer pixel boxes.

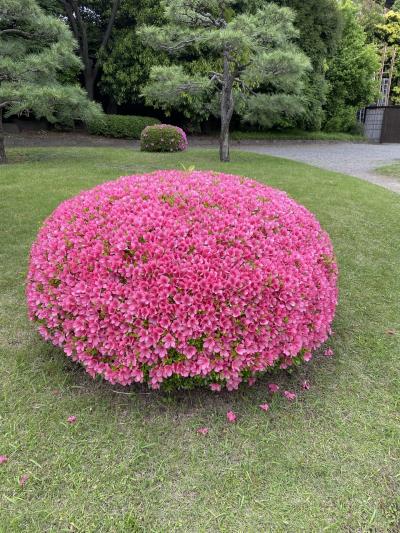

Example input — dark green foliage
[87,114,160,138]
[37,0,123,99]
[353,0,385,41]
[140,124,187,152]
[100,0,166,106]
[276,0,342,69]
[325,1,380,132]
[274,0,343,130]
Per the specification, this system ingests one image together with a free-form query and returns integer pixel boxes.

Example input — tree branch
[93,0,121,79]
[0,101,18,109]
[210,71,223,86]
[157,35,201,53]
[0,29,34,39]
[233,78,256,95]
[59,0,83,55]
[179,2,226,28]
[70,0,90,70]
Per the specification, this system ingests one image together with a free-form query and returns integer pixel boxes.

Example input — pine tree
[0,0,101,163]
[139,0,310,162]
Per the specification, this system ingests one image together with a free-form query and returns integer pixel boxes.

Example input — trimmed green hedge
[87,114,160,139]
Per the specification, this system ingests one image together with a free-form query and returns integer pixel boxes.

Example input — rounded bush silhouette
[140,124,188,152]
[27,171,338,390]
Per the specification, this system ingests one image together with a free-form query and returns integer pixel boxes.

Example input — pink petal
[301,380,310,391]
[268,383,279,393]
[226,410,237,423]
[248,377,256,386]
[210,383,222,392]
[19,474,29,487]
[324,348,334,357]
[196,427,209,436]
[67,415,77,424]
[259,403,270,412]
[283,390,297,401]
[0,455,8,464]
[303,352,313,362]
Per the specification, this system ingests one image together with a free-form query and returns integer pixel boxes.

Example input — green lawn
[0,147,399,532]
[230,128,365,142]
[376,161,400,179]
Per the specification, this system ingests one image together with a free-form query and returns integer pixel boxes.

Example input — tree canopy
[0,0,101,163]
[139,0,310,161]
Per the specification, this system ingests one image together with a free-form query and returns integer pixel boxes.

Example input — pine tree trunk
[219,50,234,162]
[84,70,95,100]
[220,112,230,163]
[0,109,7,165]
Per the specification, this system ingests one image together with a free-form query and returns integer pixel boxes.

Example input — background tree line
[3,0,400,138]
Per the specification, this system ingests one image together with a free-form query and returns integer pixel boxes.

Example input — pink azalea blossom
[268,383,280,393]
[259,403,270,412]
[196,427,209,436]
[303,351,313,362]
[283,390,297,401]
[0,455,8,464]
[301,380,310,390]
[226,410,237,423]
[210,383,222,392]
[248,377,256,386]
[324,348,334,357]
[19,474,29,487]
[67,415,77,424]
[26,170,338,390]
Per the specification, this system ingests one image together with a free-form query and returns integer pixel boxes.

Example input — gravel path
[5,132,400,193]
[235,141,400,194]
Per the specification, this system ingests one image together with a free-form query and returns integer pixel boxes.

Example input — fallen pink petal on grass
[268,383,280,393]
[19,474,29,487]
[196,427,209,436]
[210,383,221,392]
[259,403,270,412]
[67,416,77,424]
[303,351,313,362]
[247,377,256,386]
[226,411,237,423]
[324,348,334,357]
[283,390,297,401]
[0,455,8,464]
[301,380,310,390]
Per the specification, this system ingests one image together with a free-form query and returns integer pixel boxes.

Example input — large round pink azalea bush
[27,171,338,390]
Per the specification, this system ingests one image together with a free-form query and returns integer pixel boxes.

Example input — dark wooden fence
[363,106,400,143]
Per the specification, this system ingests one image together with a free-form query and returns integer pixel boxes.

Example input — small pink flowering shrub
[140,124,188,152]
[26,170,338,390]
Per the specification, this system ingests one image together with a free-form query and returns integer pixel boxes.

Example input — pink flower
[0,455,8,464]
[226,410,237,423]
[248,377,256,386]
[303,351,313,362]
[268,383,279,393]
[210,383,222,392]
[259,403,270,412]
[67,415,77,424]
[283,390,297,401]
[196,427,209,436]
[324,348,334,357]
[301,380,310,390]
[26,170,338,391]
[19,474,29,487]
